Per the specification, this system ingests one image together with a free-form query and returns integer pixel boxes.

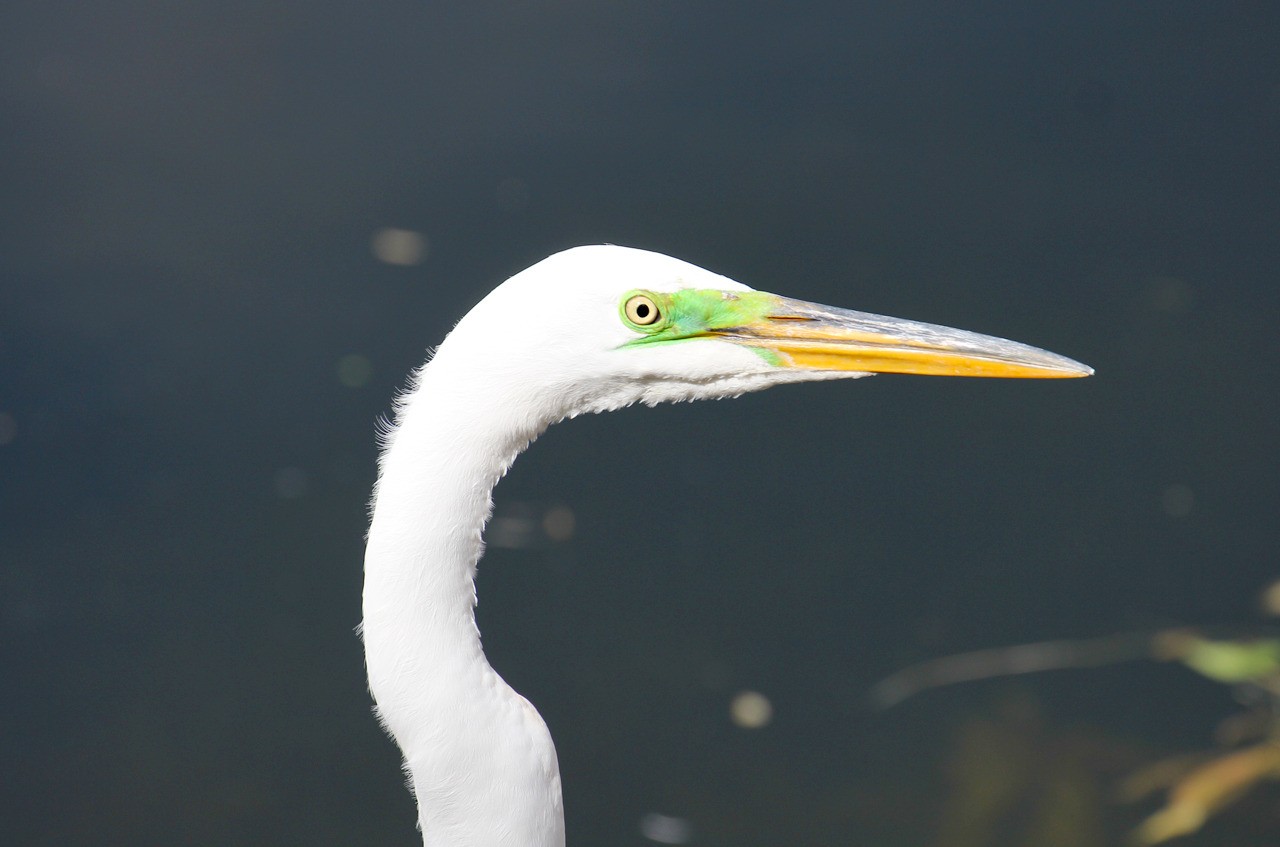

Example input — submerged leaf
[1132,743,1280,845]
[1116,752,1211,804]
[1176,636,1280,684]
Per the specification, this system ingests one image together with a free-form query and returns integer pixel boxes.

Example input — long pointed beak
[719,295,1093,378]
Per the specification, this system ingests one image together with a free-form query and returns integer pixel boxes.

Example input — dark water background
[3,3,1279,845]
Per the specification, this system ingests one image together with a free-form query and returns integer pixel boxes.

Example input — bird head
[432,245,1091,422]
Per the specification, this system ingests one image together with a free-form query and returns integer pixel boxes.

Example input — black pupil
[635,303,650,319]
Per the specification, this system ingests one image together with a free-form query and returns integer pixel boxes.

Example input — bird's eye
[623,294,661,327]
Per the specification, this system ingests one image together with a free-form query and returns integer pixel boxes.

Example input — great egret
[362,245,1091,846]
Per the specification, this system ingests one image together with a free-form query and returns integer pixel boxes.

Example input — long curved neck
[363,361,565,846]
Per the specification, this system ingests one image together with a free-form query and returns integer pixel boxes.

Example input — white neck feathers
[363,360,565,846]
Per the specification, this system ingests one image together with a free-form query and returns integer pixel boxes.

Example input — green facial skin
[618,289,783,365]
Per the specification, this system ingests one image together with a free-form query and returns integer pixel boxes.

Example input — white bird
[362,245,1091,846]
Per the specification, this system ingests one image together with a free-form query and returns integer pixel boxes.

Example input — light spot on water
[730,690,773,729]
[1160,483,1194,518]
[336,354,373,388]
[371,228,428,266]
[1260,581,1280,617]
[639,812,693,844]
[542,506,575,542]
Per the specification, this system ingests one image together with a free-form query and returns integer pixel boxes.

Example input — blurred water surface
[3,3,1279,845]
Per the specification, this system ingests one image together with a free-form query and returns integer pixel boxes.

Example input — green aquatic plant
[875,586,1280,845]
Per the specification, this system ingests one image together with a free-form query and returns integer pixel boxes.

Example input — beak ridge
[719,296,1093,379]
